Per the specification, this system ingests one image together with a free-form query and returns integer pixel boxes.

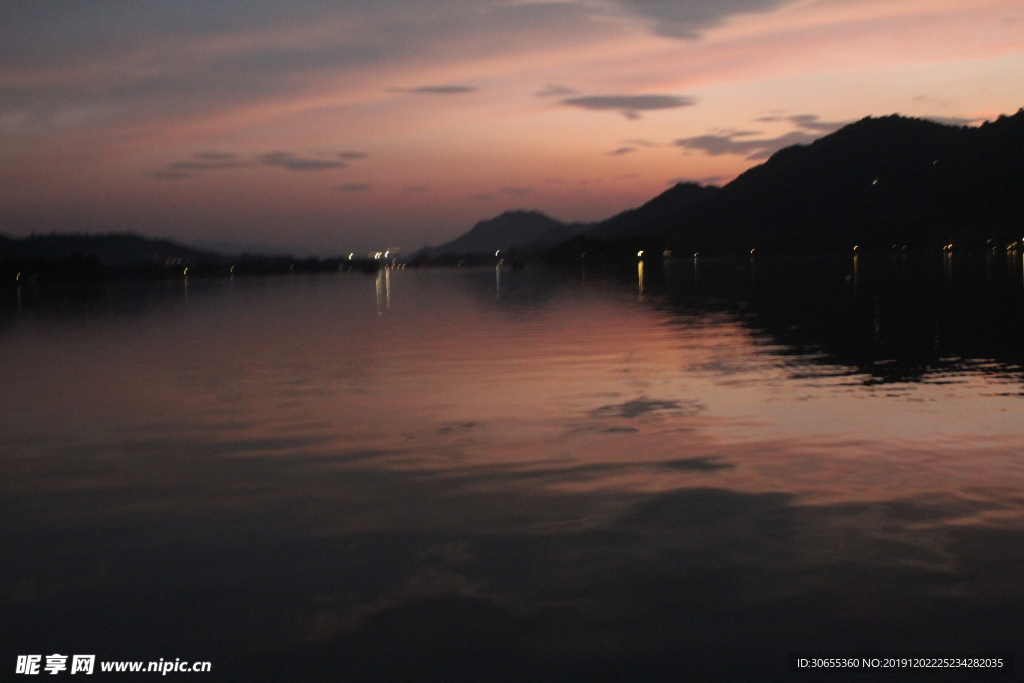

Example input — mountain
[584,109,1024,254]
[419,210,592,257]
[0,232,378,284]
[588,182,721,240]
[0,232,223,266]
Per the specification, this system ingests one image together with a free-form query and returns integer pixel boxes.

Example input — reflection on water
[375,267,391,314]
[1,255,1023,681]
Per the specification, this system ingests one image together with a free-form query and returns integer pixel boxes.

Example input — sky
[1,0,1023,255]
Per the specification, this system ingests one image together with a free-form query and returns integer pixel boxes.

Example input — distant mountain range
[592,109,1024,254]
[5,108,1022,281]
[0,232,222,266]
[414,210,592,261]
[431,108,1024,262]
[0,233,377,284]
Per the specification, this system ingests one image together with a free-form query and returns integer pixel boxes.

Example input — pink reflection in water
[2,268,1022,533]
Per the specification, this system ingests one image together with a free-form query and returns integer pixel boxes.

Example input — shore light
[637,250,644,257]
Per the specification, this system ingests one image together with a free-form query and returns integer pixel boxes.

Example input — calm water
[2,254,1023,681]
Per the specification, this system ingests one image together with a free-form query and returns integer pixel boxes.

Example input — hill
[0,233,379,285]
[588,182,721,240]
[0,232,223,266]
[585,109,1024,254]
[417,210,592,259]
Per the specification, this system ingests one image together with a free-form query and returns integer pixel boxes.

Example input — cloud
[855,103,984,127]
[787,114,847,133]
[674,114,851,160]
[147,150,354,178]
[561,94,696,119]
[147,152,249,177]
[624,138,668,148]
[0,1,613,133]
[610,0,793,39]
[0,0,800,145]
[713,129,761,137]
[257,151,347,171]
[535,84,575,97]
[753,110,790,122]
[335,183,370,192]
[338,151,369,160]
[761,111,983,129]
[394,85,478,95]
[754,114,847,132]
[667,175,725,185]
[675,130,819,160]
[608,146,637,156]
[403,185,430,194]
[469,193,495,201]
[922,115,984,127]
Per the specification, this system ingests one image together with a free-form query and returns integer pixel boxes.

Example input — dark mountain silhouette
[588,182,721,240]
[0,232,223,266]
[417,210,592,259]
[0,233,379,285]
[581,109,1024,255]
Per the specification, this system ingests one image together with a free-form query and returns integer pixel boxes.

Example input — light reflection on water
[1,256,1023,681]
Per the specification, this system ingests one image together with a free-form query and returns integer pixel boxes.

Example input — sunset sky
[2,0,1023,254]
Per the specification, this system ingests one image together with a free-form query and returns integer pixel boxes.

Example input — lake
[2,253,1022,681]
